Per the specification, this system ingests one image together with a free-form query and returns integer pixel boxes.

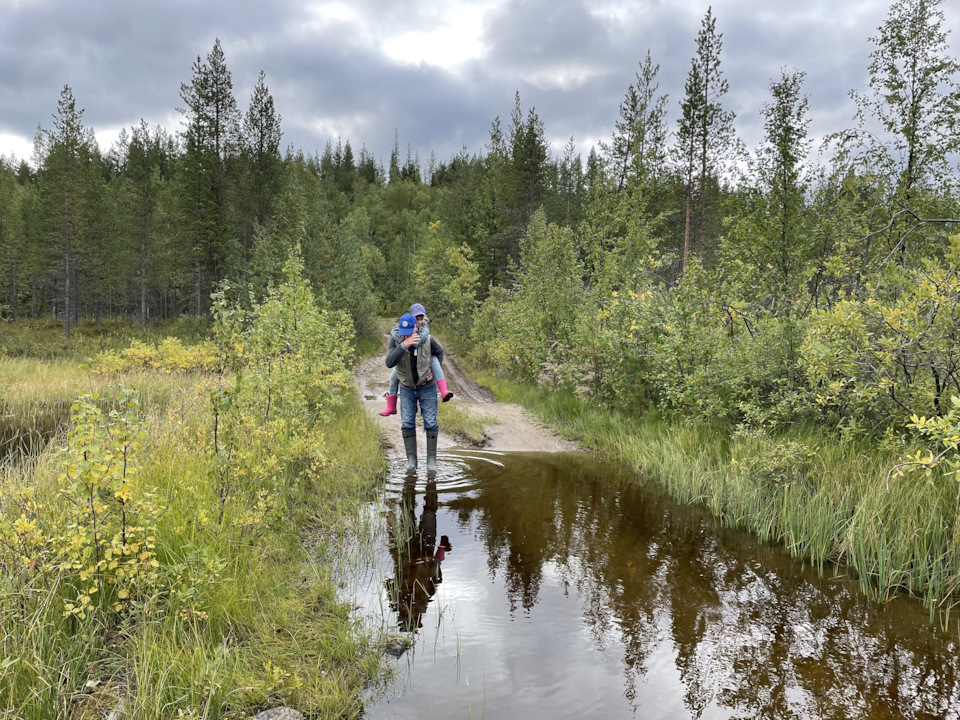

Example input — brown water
[353,449,960,719]
[0,403,66,463]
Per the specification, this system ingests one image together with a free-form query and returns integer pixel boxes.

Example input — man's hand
[403,331,420,348]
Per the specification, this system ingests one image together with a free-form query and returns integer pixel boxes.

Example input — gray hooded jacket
[385,324,445,389]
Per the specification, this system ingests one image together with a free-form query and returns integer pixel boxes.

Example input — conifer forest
[3,1,960,440]
[4,0,960,715]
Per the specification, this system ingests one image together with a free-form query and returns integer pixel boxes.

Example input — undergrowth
[462,361,960,624]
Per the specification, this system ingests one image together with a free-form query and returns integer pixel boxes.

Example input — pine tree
[124,120,167,329]
[78,145,114,325]
[35,85,98,337]
[675,7,736,273]
[178,38,241,315]
[606,51,669,192]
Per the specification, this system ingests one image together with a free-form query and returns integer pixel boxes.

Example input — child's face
[415,314,425,328]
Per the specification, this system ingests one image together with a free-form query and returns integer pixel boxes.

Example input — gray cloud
[1,0,957,171]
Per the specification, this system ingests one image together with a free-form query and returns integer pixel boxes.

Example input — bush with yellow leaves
[54,385,159,621]
[92,337,218,374]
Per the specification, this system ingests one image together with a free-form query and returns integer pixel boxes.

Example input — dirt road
[355,334,578,461]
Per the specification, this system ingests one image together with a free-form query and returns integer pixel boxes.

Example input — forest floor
[354,333,578,459]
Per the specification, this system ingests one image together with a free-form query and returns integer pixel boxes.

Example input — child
[380,303,454,415]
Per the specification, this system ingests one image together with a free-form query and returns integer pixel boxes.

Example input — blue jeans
[388,357,443,395]
[399,381,439,435]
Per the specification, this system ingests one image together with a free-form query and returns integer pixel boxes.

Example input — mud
[354,332,578,460]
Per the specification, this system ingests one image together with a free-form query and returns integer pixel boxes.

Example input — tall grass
[464,363,960,618]
[0,318,209,362]
[0,362,389,718]
[1,357,205,464]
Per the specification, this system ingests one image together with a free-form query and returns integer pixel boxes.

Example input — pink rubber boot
[379,394,398,416]
[437,378,454,402]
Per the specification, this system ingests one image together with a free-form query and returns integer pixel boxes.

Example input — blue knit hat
[397,313,417,335]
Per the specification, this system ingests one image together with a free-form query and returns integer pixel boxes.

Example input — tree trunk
[195,262,202,317]
[64,248,71,339]
[140,201,148,332]
[9,264,17,320]
[683,172,693,276]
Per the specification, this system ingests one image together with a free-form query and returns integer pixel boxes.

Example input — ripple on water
[359,451,960,720]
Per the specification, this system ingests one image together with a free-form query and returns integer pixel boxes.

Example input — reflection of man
[386,478,451,631]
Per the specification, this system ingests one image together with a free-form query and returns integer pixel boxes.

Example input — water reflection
[384,475,452,632]
[366,451,960,719]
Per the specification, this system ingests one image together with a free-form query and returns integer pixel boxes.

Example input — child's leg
[379,369,400,415]
[432,357,453,402]
[429,356,444,381]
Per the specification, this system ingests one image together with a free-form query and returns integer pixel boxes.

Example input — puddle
[0,403,67,464]
[348,450,960,719]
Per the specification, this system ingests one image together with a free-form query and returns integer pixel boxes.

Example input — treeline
[2,0,959,435]
[467,0,960,439]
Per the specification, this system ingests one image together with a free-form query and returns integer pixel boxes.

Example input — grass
[438,401,496,446]
[0,317,210,362]
[461,360,960,620]
[0,357,209,465]
[0,349,390,718]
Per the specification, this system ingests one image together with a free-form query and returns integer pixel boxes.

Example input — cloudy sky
[1,0,956,170]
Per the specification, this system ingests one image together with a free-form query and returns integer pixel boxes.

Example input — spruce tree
[725,69,812,315]
[511,99,549,223]
[388,130,401,184]
[0,158,26,317]
[242,70,284,230]
[335,139,357,196]
[401,144,421,183]
[556,137,584,226]
[759,69,811,291]
[357,144,380,186]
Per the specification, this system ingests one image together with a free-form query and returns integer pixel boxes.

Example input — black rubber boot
[403,432,418,471]
[426,432,438,473]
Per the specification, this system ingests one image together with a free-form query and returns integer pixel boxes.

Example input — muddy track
[355,332,578,461]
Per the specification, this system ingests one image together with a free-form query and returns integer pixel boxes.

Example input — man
[385,312,446,471]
